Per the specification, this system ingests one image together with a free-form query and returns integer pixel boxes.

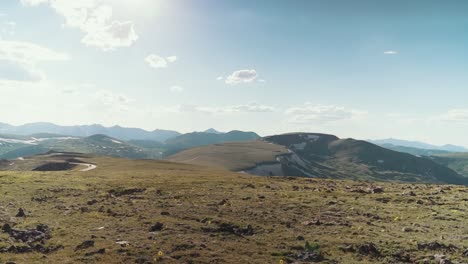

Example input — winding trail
[71,163,97,172]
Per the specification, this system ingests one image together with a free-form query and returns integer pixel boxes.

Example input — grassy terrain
[168,140,289,170]
[169,134,468,185]
[0,155,466,263]
[163,131,260,156]
[432,153,468,177]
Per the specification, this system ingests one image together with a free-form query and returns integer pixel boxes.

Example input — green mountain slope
[431,153,468,177]
[170,133,468,185]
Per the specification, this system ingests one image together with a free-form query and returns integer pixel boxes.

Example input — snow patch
[0,136,78,145]
[111,139,122,144]
[291,142,307,150]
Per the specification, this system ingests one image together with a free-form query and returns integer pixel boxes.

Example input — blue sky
[1,0,468,146]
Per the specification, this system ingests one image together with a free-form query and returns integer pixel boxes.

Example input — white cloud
[21,0,138,51]
[225,69,258,85]
[228,102,274,113]
[166,56,177,63]
[94,89,134,111]
[1,21,16,36]
[145,54,177,69]
[145,54,167,69]
[20,0,47,6]
[258,79,266,83]
[170,85,184,93]
[81,20,138,50]
[384,50,398,55]
[433,109,468,123]
[162,102,274,114]
[285,103,363,124]
[216,76,223,81]
[0,40,69,81]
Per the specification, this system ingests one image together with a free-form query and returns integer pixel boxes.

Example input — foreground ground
[0,156,467,263]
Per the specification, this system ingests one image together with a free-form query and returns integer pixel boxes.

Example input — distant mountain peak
[204,128,223,134]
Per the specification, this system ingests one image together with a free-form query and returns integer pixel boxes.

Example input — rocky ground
[0,156,466,263]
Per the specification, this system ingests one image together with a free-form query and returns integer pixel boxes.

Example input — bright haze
[1,0,468,146]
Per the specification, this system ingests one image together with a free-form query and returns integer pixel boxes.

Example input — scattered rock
[417,242,457,252]
[149,222,164,232]
[434,254,452,264]
[402,227,413,232]
[339,245,355,253]
[218,199,229,206]
[2,224,51,243]
[302,219,322,226]
[339,243,380,256]
[160,211,170,216]
[87,199,98,205]
[116,241,130,247]
[15,208,26,217]
[75,240,95,251]
[368,186,384,194]
[403,191,417,196]
[1,244,63,254]
[202,223,254,236]
[84,248,106,256]
[350,188,369,194]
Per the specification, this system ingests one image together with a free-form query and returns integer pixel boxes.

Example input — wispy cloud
[432,109,468,123]
[383,50,398,55]
[21,0,138,51]
[169,85,184,93]
[162,102,275,114]
[145,54,177,69]
[0,40,69,82]
[285,103,365,124]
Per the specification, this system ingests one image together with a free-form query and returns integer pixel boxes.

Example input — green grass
[433,153,468,177]
[0,156,466,263]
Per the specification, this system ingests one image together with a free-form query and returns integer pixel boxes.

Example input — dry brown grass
[0,156,466,263]
[168,140,289,171]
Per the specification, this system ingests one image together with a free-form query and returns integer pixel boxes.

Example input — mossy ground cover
[0,156,466,263]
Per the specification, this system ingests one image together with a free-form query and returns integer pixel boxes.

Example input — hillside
[0,154,466,263]
[431,153,468,177]
[377,143,451,157]
[0,134,163,160]
[164,130,260,155]
[168,140,289,170]
[170,133,468,185]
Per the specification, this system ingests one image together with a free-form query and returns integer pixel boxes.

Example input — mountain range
[0,128,260,160]
[368,138,468,152]
[0,122,181,142]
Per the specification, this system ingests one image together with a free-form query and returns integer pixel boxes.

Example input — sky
[1,0,468,146]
